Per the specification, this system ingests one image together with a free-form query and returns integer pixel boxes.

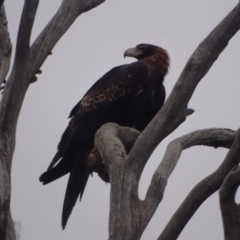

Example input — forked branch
[93,2,240,239]
[159,128,240,240]
[143,128,235,224]
[94,125,236,240]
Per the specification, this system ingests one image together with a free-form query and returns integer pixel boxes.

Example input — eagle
[40,43,170,229]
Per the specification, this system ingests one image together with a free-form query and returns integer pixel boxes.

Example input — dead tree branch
[0,4,13,240]
[126,2,240,237]
[144,128,235,223]
[159,128,240,240]
[88,123,140,181]
[29,0,105,81]
[94,123,144,240]
[219,166,240,240]
[126,1,240,186]
[94,123,141,240]
[0,0,105,239]
[0,1,39,237]
[92,2,240,239]
[94,124,236,240]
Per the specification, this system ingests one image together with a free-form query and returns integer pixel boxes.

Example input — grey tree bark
[0,1,105,240]
[92,2,240,240]
[1,1,240,240]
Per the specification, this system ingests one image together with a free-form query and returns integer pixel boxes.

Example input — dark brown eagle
[40,43,170,229]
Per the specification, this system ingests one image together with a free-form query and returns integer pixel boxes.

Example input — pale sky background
[4,0,240,239]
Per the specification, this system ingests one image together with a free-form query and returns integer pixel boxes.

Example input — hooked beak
[124,47,140,59]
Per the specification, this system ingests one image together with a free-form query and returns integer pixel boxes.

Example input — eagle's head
[124,43,170,76]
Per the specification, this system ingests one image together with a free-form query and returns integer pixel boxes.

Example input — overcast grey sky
[4,0,240,239]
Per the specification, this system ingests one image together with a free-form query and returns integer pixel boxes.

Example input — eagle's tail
[40,149,90,229]
[61,152,89,229]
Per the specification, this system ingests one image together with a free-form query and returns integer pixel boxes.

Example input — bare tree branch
[143,128,235,222]
[88,123,140,182]
[94,123,141,240]
[126,1,240,188]
[0,0,105,239]
[158,128,240,240]
[94,125,236,240]
[29,0,105,78]
[15,0,39,62]
[219,166,240,240]
[91,2,240,239]
[0,6,40,238]
[0,5,11,87]
[0,4,13,240]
